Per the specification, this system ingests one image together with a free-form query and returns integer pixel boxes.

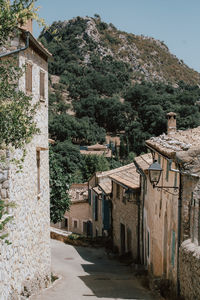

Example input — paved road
[31,239,161,300]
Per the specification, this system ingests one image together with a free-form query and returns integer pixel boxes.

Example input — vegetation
[39,16,200,210]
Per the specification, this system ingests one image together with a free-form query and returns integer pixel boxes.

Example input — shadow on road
[74,246,158,300]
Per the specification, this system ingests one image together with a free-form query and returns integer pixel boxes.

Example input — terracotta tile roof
[134,153,153,172]
[146,127,200,159]
[87,143,108,150]
[93,186,102,195]
[98,180,112,195]
[80,150,112,157]
[96,163,135,179]
[109,165,140,190]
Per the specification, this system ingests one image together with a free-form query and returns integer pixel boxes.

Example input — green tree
[49,149,71,223]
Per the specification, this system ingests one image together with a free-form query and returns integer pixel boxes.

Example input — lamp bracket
[153,184,179,194]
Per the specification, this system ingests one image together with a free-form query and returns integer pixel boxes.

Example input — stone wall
[179,239,200,300]
[0,40,51,299]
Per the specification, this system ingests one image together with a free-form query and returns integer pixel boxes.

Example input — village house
[51,183,91,235]
[88,164,140,238]
[140,112,200,298]
[64,183,91,235]
[0,20,52,299]
[109,163,140,260]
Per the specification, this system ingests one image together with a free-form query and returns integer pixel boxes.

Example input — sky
[33,0,200,72]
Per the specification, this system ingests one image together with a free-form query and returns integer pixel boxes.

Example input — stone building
[142,113,200,298]
[88,164,137,238]
[0,21,51,299]
[64,183,91,235]
[80,143,112,157]
[110,163,140,260]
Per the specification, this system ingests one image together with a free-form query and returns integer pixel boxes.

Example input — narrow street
[31,239,161,300]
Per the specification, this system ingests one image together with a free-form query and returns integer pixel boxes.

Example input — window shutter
[171,230,176,267]
[103,199,110,230]
[25,63,32,93]
[40,71,45,98]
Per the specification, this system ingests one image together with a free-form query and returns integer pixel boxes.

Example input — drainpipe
[137,192,141,263]
[0,31,29,58]
[177,167,182,297]
[134,162,146,264]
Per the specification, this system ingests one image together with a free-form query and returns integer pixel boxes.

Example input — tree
[49,149,71,223]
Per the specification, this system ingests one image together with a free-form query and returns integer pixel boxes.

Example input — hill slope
[40,16,200,86]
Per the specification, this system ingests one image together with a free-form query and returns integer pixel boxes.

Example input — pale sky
[33,0,200,72]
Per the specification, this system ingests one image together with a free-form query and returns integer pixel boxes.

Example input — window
[73,220,78,229]
[88,189,91,205]
[171,230,176,267]
[147,230,150,258]
[64,218,68,229]
[83,221,87,234]
[36,150,40,199]
[158,155,161,164]
[40,70,45,99]
[95,195,98,221]
[25,63,32,93]
[116,184,120,199]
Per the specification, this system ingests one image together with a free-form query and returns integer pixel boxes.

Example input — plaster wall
[144,154,178,290]
[64,201,91,235]
[112,182,138,260]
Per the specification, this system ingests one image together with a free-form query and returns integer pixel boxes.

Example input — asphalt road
[31,239,161,300]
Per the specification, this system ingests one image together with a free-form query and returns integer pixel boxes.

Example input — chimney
[167,112,176,134]
[20,19,33,34]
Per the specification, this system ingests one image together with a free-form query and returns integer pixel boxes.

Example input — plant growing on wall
[0,0,43,241]
[49,148,71,224]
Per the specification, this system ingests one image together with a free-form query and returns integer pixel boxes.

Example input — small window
[40,70,45,99]
[64,218,68,229]
[83,221,87,234]
[73,220,78,229]
[158,155,161,164]
[171,230,176,267]
[116,184,120,199]
[147,230,150,258]
[166,160,169,182]
[25,63,32,93]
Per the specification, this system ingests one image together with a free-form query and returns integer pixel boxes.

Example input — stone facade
[179,239,200,300]
[0,30,51,299]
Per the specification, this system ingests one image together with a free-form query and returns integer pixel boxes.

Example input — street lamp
[148,160,162,188]
[148,160,179,193]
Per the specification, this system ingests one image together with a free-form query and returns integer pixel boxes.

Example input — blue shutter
[102,193,105,221]
[88,189,91,205]
[93,193,96,220]
[171,230,175,267]
[103,199,110,230]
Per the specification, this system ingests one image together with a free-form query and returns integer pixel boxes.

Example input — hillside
[40,16,200,184]
[40,15,200,86]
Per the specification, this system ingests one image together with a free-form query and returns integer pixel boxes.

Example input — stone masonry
[0,30,51,299]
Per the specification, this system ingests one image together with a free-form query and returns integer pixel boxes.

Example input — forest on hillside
[39,16,200,222]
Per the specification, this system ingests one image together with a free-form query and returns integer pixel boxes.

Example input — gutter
[177,166,182,297]
[0,31,29,58]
